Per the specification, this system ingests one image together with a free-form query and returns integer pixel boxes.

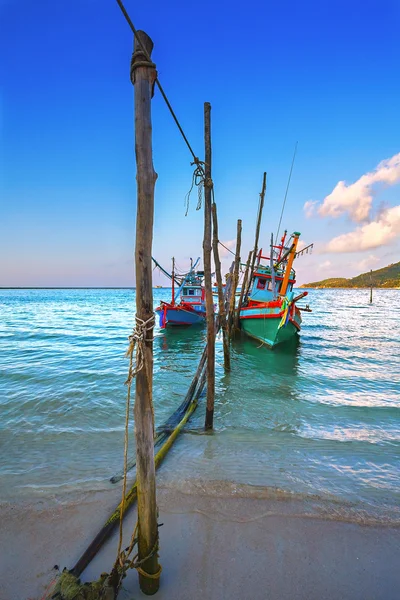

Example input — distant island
[300,261,400,289]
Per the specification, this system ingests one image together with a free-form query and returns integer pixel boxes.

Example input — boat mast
[244,172,267,303]
[280,232,300,296]
[173,257,201,303]
[171,257,175,306]
[277,230,287,261]
[270,233,276,298]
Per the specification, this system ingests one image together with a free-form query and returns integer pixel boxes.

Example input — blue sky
[1,0,399,286]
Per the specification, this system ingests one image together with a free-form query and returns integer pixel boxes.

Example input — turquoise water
[0,288,399,522]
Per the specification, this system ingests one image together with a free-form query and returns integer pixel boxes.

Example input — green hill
[301,261,400,289]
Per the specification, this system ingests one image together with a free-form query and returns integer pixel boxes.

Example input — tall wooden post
[131,30,160,594]
[227,219,242,337]
[204,102,215,430]
[211,203,230,371]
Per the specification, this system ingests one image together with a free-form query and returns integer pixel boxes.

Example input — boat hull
[156,305,205,326]
[239,306,301,348]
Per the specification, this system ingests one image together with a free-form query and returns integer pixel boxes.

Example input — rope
[218,240,235,256]
[184,160,207,215]
[115,1,207,215]
[115,0,199,164]
[124,314,155,385]
[116,314,156,570]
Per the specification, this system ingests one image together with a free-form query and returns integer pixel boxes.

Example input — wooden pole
[235,250,252,328]
[244,172,267,302]
[370,269,373,304]
[204,102,215,430]
[211,203,230,370]
[130,30,160,594]
[227,219,242,337]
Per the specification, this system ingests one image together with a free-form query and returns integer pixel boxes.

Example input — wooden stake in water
[370,269,373,304]
[236,250,252,328]
[211,203,230,371]
[131,30,160,594]
[228,219,242,337]
[204,102,215,430]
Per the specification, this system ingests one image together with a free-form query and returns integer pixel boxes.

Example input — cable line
[115,0,201,165]
[276,142,298,244]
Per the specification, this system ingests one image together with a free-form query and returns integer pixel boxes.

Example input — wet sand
[1,482,399,600]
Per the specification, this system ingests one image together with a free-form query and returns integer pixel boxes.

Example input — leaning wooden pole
[235,249,252,329]
[228,219,242,337]
[211,203,230,371]
[204,102,215,430]
[131,31,160,594]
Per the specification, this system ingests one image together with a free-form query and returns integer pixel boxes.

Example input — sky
[1,0,399,286]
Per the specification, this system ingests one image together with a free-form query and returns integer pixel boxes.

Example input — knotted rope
[185,159,213,215]
[49,314,160,599]
[115,313,161,587]
[117,314,155,557]
[124,314,155,385]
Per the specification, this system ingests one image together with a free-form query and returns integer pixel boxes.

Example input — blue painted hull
[156,305,205,326]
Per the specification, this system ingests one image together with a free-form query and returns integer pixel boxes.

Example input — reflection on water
[0,288,399,522]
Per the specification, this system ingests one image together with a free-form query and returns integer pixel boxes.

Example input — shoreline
[1,481,399,600]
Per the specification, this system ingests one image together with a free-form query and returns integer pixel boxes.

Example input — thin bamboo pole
[131,30,160,594]
[227,219,242,337]
[211,203,230,371]
[203,102,215,430]
[235,250,252,329]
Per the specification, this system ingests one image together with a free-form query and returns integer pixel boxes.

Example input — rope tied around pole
[116,524,162,577]
[116,312,162,589]
[184,159,211,215]
[124,314,155,385]
[117,313,157,568]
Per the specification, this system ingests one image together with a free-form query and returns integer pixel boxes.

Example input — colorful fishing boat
[239,231,311,347]
[153,257,207,327]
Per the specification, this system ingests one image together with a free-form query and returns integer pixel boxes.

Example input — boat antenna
[276,141,298,244]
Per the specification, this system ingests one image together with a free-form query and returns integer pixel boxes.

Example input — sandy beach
[1,480,399,600]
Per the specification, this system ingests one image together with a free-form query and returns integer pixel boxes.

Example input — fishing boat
[212,282,241,301]
[239,231,311,347]
[153,257,207,327]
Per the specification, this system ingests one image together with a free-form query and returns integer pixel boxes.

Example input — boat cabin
[249,263,296,304]
[179,271,206,311]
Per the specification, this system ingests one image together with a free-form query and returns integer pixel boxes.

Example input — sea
[0,288,399,524]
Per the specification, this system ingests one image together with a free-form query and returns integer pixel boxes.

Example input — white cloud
[304,200,318,218]
[296,240,306,252]
[326,205,400,253]
[355,255,380,272]
[304,152,400,223]
[318,260,332,270]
